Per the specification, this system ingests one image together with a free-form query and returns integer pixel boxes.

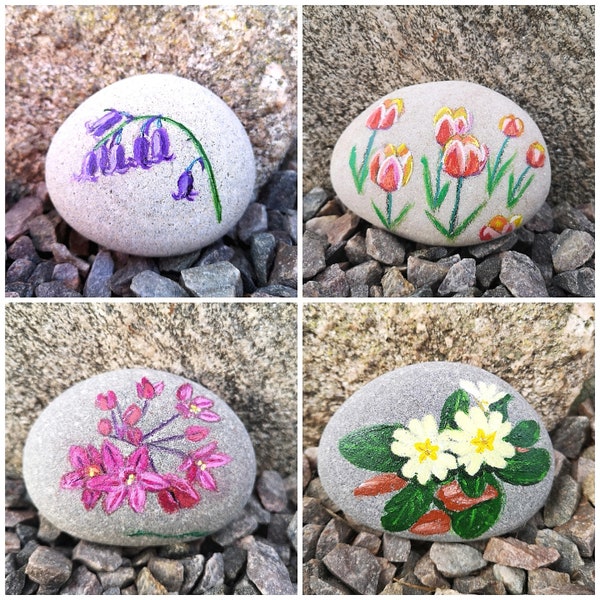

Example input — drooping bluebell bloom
[150,126,174,163]
[98,144,111,175]
[171,169,198,201]
[85,109,124,137]
[74,150,99,182]
[109,143,132,175]
[132,135,152,169]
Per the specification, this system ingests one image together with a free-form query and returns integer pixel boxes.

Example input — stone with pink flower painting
[22,368,255,546]
[45,74,256,257]
[330,81,551,246]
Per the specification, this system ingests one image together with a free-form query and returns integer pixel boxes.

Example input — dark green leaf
[504,420,540,448]
[390,202,414,228]
[486,160,493,195]
[372,201,390,229]
[434,182,450,210]
[457,469,487,498]
[489,394,512,421]
[381,482,434,532]
[425,211,451,238]
[349,146,361,192]
[493,154,516,190]
[451,474,504,539]
[439,389,470,431]
[509,174,535,208]
[450,199,488,238]
[506,172,515,207]
[422,156,434,210]
[496,448,551,485]
[338,424,405,473]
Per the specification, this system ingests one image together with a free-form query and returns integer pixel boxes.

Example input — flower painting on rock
[338,382,551,539]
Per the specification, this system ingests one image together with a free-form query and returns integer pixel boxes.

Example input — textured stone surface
[72,541,123,572]
[323,543,382,595]
[303,5,593,210]
[25,546,73,586]
[23,368,256,546]
[551,229,595,272]
[483,537,560,569]
[245,537,295,594]
[130,270,188,298]
[318,362,554,541]
[304,303,594,447]
[430,543,487,577]
[6,6,296,197]
[7,303,296,479]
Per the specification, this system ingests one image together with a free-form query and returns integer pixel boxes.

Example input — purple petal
[139,472,169,492]
[81,489,102,510]
[128,446,149,472]
[192,396,213,409]
[171,170,197,201]
[205,453,232,468]
[151,127,174,163]
[87,446,103,465]
[176,383,193,402]
[192,441,219,460]
[68,446,90,469]
[128,486,147,513]
[61,470,86,489]
[176,402,191,418]
[74,151,98,182]
[87,474,122,493]
[103,487,127,514]
[98,144,111,175]
[153,381,165,395]
[199,410,221,423]
[133,136,151,169]
[197,469,217,491]
[86,109,123,137]
[178,457,193,472]
[101,441,124,472]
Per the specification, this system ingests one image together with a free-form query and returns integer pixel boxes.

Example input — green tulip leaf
[489,394,512,421]
[439,389,470,431]
[457,469,487,498]
[381,481,435,532]
[504,420,540,448]
[496,448,551,486]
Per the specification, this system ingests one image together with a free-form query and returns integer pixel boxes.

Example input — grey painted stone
[23,368,255,546]
[319,362,554,541]
[46,74,255,257]
[331,81,550,246]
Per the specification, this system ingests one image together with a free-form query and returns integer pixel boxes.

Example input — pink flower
[125,427,143,446]
[433,107,473,146]
[175,384,220,422]
[136,377,165,400]
[98,419,113,436]
[87,441,169,514]
[442,134,489,179]
[157,474,201,514]
[185,425,210,442]
[365,98,404,130]
[369,143,413,193]
[179,442,232,491]
[60,445,105,510]
[96,391,117,411]
[123,404,142,426]
[479,215,523,241]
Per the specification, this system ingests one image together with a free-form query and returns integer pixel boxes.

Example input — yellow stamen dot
[471,429,496,453]
[196,460,207,471]
[414,438,439,463]
[190,404,200,414]
[87,466,101,478]
[126,473,136,485]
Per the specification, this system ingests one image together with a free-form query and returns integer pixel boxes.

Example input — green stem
[512,165,531,195]
[449,177,463,235]
[435,148,443,200]
[127,530,208,539]
[490,136,509,183]
[386,192,393,227]
[357,130,377,193]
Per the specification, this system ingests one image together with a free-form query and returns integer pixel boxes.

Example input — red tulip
[442,134,489,179]
[526,142,545,168]
[369,143,413,192]
[499,114,524,137]
[433,106,473,146]
[366,98,404,130]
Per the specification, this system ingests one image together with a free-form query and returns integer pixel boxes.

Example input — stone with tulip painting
[318,362,554,542]
[45,74,256,257]
[22,368,255,546]
[330,81,551,246]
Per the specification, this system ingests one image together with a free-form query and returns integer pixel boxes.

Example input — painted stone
[23,368,255,546]
[318,362,554,541]
[45,74,256,257]
[330,81,551,246]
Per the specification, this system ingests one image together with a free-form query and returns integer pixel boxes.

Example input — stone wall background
[5,303,297,477]
[303,5,594,207]
[303,303,594,448]
[5,5,297,201]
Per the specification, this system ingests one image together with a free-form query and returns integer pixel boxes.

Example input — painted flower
[185,425,210,442]
[369,143,413,193]
[136,377,165,400]
[157,474,200,514]
[108,143,132,175]
[459,380,509,410]
[526,142,546,168]
[86,442,169,514]
[445,406,515,476]
[150,126,174,163]
[433,107,473,146]
[442,134,489,179]
[175,384,221,422]
[96,391,117,411]
[172,169,199,201]
[366,98,404,130]
[86,109,124,137]
[74,151,99,182]
[133,135,152,169]
[60,445,105,510]
[123,404,142,426]
[98,418,113,436]
[390,415,457,485]
[479,215,523,241]
[179,441,232,491]
[125,427,143,446]
[499,115,524,138]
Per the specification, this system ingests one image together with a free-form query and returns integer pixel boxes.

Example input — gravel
[5,145,297,298]
[302,189,594,297]
[303,395,595,595]
[5,469,297,595]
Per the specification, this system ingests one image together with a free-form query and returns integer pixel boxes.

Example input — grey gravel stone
[98,567,136,589]
[381,266,414,296]
[544,474,582,527]
[406,255,451,288]
[250,232,277,286]
[148,557,184,592]
[468,232,517,259]
[555,500,595,557]
[499,250,548,296]
[492,563,526,594]
[130,270,188,297]
[193,552,224,594]
[365,228,405,265]
[36,515,62,544]
[52,262,80,290]
[316,518,353,560]
[5,567,27,595]
[352,531,381,555]
[312,264,350,296]
[102,586,121,595]
[223,545,246,582]
[109,257,158,295]
[237,202,268,243]
[430,543,487,577]
[414,552,451,588]
[476,254,501,288]
[303,524,324,562]
[303,230,327,279]
[437,258,476,295]
[454,566,504,594]
[323,543,382,595]
[525,201,554,232]
[197,241,236,266]
[553,203,595,235]
[246,537,295,594]
[345,260,383,287]
[16,540,40,568]
[61,564,102,594]
[179,554,205,594]
[554,268,595,296]
[27,214,58,251]
[7,235,38,261]
[51,242,91,274]
[483,537,560,569]
[15,523,37,545]
[36,280,83,297]
[382,533,411,562]
[528,567,570,593]
[551,416,591,458]
[83,250,114,297]
[257,470,288,512]
[158,250,202,273]
[551,229,595,272]
[268,243,297,288]
[535,528,584,574]
[25,546,72,586]
[5,195,44,242]
[212,512,259,546]
[6,258,36,283]
[303,187,329,221]
[260,170,297,211]
[180,261,243,297]
[72,541,123,573]
[345,233,368,264]
[136,566,167,594]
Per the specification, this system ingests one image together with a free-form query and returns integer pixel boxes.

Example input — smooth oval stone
[331,81,551,246]
[46,74,256,256]
[319,362,554,541]
[23,368,255,546]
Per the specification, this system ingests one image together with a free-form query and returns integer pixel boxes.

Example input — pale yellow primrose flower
[445,406,515,476]
[459,380,506,411]
[391,414,457,485]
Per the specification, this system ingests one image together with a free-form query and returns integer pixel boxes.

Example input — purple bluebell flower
[171,170,198,201]
[98,144,111,175]
[150,126,174,163]
[133,135,152,169]
[85,109,123,137]
[109,144,132,175]
[74,150,99,182]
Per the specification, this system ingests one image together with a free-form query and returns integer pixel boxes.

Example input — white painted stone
[23,368,255,546]
[319,362,554,541]
[46,74,256,256]
[331,81,551,246]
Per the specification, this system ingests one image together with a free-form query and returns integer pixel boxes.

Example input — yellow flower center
[196,460,207,471]
[87,466,101,478]
[471,429,496,453]
[414,438,439,463]
[126,473,136,486]
[190,403,200,414]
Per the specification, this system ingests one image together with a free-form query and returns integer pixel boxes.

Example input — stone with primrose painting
[23,368,255,546]
[318,362,554,541]
[330,81,551,246]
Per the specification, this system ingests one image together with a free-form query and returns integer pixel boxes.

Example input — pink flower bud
[123,404,142,426]
[185,425,209,442]
[97,419,112,436]
[96,390,117,411]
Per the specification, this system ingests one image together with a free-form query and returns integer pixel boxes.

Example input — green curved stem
[448,177,463,235]
[127,530,208,539]
[94,114,222,223]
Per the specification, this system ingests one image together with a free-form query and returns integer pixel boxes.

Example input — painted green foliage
[338,380,551,539]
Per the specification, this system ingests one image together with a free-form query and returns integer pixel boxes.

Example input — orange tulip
[499,114,524,137]
[442,134,489,179]
[366,98,404,130]
[479,214,522,241]
[369,143,413,192]
[526,142,545,168]
[433,106,473,146]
